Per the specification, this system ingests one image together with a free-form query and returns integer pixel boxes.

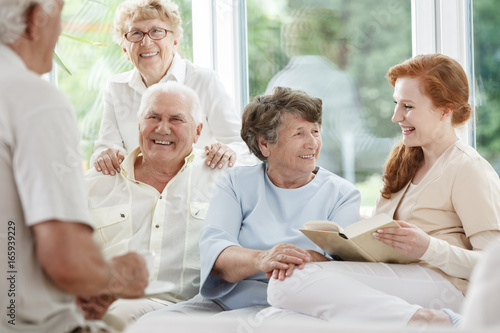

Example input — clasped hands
[262,244,329,281]
[76,252,149,320]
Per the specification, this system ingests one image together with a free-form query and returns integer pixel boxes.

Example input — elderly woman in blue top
[197,86,361,312]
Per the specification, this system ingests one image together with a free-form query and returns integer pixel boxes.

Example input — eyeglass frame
[123,28,174,43]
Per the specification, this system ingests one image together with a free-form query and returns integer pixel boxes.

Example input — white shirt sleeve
[201,71,242,146]
[420,230,500,279]
[90,82,127,165]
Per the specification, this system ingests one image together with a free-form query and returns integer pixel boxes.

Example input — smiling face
[122,18,178,84]
[259,112,322,187]
[138,91,202,169]
[392,77,453,151]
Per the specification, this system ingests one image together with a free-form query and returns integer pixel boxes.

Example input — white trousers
[107,298,172,324]
[266,261,464,325]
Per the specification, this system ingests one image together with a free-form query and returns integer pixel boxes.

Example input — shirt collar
[159,52,186,84]
[128,52,186,93]
[0,43,28,71]
[120,146,196,181]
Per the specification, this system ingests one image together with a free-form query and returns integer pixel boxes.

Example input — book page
[343,213,397,239]
[300,229,375,261]
[303,220,343,232]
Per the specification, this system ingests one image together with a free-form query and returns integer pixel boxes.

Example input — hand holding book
[372,219,431,259]
[300,214,419,263]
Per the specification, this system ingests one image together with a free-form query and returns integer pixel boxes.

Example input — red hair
[381,54,471,199]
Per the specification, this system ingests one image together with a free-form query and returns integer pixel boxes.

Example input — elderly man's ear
[24,4,46,40]
[193,123,203,143]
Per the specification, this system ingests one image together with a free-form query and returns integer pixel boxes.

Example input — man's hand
[204,143,236,169]
[94,148,125,175]
[107,252,149,299]
[76,294,116,320]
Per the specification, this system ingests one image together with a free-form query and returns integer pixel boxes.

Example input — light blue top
[199,162,361,309]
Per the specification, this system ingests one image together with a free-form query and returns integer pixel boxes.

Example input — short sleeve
[13,98,92,227]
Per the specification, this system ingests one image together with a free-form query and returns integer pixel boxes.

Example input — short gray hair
[138,81,202,125]
[0,0,57,44]
[113,0,183,45]
[241,87,322,161]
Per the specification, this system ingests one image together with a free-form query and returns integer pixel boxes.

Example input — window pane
[473,0,500,175]
[247,0,412,207]
[57,0,193,167]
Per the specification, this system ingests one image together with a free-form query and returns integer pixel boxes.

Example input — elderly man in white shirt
[84,81,229,324]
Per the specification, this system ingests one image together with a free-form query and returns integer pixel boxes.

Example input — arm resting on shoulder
[419,230,500,280]
[90,83,126,166]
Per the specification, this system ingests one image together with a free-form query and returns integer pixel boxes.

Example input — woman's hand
[205,143,236,169]
[372,220,430,258]
[258,244,310,280]
[94,148,125,175]
[267,250,328,281]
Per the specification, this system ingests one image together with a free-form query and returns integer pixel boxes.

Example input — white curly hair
[0,0,57,44]
[113,0,183,45]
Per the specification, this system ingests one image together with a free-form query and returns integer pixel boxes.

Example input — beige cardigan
[375,141,500,294]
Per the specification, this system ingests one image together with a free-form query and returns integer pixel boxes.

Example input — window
[473,0,500,174]
[57,0,193,167]
[57,0,493,206]
[246,0,412,207]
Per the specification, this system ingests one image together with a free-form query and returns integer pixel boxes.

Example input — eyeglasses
[124,28,173,43]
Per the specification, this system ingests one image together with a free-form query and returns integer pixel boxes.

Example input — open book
[300,213,417,264]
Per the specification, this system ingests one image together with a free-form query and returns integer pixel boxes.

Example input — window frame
[191,0,476,144]
[49,1,476,145]
[412,0,475,146]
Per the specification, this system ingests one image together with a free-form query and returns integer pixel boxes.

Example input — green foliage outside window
[56,0,500,180]
[474,0,500,172]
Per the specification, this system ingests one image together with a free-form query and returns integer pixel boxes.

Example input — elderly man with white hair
[0,1,148,332]
[84,81,229,324]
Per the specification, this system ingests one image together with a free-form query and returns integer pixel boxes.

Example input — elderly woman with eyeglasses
[91,0,248,175]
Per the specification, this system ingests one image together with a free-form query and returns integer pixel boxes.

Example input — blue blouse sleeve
[199,172,243,299]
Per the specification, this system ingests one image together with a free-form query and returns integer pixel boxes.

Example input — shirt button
[159,195,162,199]
[155,225,160,228]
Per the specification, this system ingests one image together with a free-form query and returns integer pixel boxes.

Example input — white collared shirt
[86,147,228,303]
[91,53,245,165]
[1,43,91,332]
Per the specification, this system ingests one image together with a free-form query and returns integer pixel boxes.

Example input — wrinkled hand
[267,250,329,281]
[372,220,430,258]
[76,294,116,320]
[258,244,310,281]
[204,143,236,169]
[107,252,148,299]
[94,148,125,175]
